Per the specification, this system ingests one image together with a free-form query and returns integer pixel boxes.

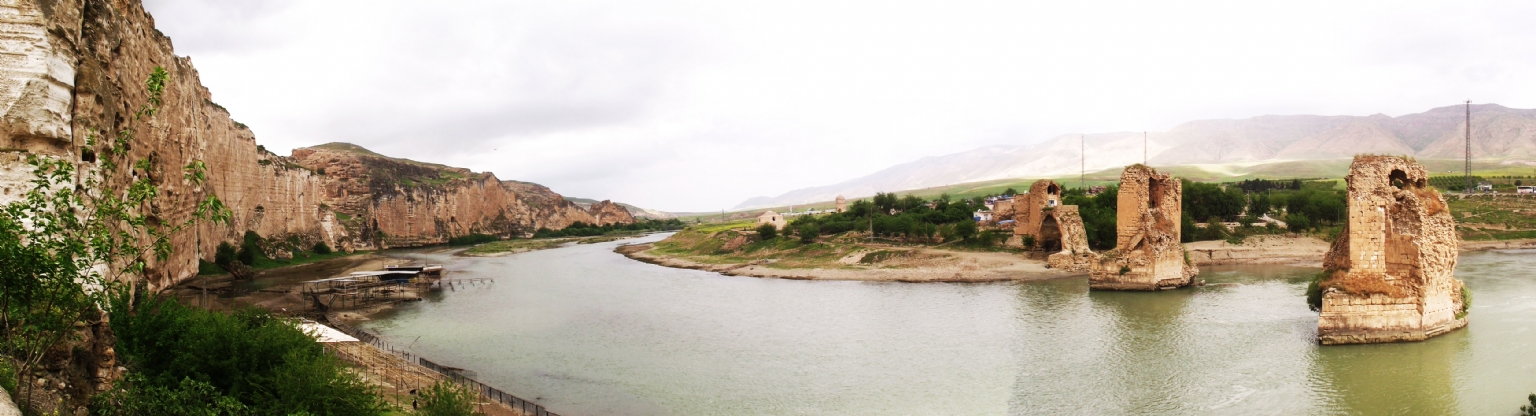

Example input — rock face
[587,200,637,226]
[1316,155,1466,345]
[0,0,632,291]
[1089,165,1199,290]
[1012,180,1093,272]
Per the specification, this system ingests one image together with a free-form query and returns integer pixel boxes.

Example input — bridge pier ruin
[1089,165,1199,290]
[1316,155,1467,345]
[1013,180,1094,272]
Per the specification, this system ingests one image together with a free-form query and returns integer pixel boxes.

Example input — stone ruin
[835,195,848,213]
[1316,155,1466,345]
[1013,180,1094,272]
[1089,165,1199,290]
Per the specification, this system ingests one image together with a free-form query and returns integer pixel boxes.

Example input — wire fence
[329,323,560,416]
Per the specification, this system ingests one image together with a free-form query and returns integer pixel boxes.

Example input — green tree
[953,220,978,241]
[1003,187,1018,196]
[756,224,778,240]
[312,242,332,255]
[415,381,476,416]
[214,242,237,268]
[0,66,231,408]
[797,222,819,243]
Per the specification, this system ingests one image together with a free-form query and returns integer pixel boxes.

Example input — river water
[362,234,1536,415]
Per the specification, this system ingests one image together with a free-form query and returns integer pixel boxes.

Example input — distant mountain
[565,197,677,219]
[734,104,1536,210]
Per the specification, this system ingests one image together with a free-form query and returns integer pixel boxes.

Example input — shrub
[447,233,498,246]
[953,220,978,241]
[416,381,477,416]
[756,224,778,240]
[797,223,819,243]
[1021,235,1036,249]
[1522,393,1536,416]
[312,242,332,255]
[90,375,248,416]
[1118,265,1131,275]
[235,246,255,267]
[1306,272,1326,311]
[1459,286,1473,319]
[214,242,237,268]
[106,296,385,415]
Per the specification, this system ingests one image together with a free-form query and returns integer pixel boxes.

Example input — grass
[1448,195,1536,241]
[459,237,601,255]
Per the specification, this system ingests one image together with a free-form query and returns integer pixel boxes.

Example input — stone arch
[1039,213,1063,251]
[1047,183,1061,195]
[1389,169,1409,189]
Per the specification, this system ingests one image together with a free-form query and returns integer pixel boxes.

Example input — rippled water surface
[363,235,1536,415]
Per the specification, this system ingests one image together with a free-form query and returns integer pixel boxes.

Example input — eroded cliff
[0,0,633,290]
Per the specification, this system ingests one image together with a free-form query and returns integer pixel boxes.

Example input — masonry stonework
[1089,165,1199,290]
[1316,155,1466,345]
[1012,180,1093,272]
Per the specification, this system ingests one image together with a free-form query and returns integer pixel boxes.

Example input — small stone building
[1012,180,1093,271]
[1316,155,1466,345]
[757,210,787,230]
[835,195,847,213]
[1088,165,1199,290]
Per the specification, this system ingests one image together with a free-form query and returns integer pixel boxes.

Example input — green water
[362,235,1536,415]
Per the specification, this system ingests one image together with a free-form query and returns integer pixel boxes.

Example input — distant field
[714,158,1532,223]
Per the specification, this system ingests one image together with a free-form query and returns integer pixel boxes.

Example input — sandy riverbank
[618,243,1079,283]
[1185,235,1331,267]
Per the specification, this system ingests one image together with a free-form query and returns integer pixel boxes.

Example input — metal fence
[330,323,560,416]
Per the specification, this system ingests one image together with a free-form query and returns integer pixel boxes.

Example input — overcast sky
[141,0,1536,212]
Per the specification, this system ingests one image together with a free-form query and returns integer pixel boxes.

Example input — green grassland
[1449,195,1536,241]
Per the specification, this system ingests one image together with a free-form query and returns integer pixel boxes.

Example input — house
[757,211,787,230]
[973,210,993,222]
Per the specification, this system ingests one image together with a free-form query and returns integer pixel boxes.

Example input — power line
[1465,100,1472,193]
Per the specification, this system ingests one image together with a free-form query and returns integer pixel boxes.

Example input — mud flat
[618,243,1076,283]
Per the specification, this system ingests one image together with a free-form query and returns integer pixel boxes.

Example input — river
[362,234,1536,415]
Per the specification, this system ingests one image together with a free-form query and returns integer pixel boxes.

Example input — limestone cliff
[0,0,632,290]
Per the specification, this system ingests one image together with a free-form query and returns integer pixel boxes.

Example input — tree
[953,220,978,241]
[1003,187,1018,196]
[1249,193,1271,217]
[0,66,231,408]
[797,223,819,243]
[312,242,332,255]
[214,242,237,268]
[416,381,477,416]
[756,224,778,240]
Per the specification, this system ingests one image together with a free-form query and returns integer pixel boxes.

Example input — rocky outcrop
[288,144,621,248]
[1089,165,1199,290]
[1315,155,1466,345]
[0,0,631,290]
[587,200,636,226]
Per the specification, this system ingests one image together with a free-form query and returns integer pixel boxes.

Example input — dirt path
[619,243,1078,283]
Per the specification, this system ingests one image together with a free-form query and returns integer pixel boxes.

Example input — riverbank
[1185,235,1330,267]
[618,241,1076,283]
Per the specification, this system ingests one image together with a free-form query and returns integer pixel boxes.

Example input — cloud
[142,0,1536,212]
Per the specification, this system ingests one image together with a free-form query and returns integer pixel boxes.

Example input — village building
[1315,155,1466,345]
[757,210,787,230]
[1012,180,1094,271]
[1088,165,1200,290]
[973,210,993,222]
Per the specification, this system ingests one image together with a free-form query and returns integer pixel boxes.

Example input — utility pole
[1081,134,1085,190]
[1143,131,1147,165]
[1465,100,1472,193]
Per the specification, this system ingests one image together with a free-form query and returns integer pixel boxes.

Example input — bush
[447,233,498,246]
[797,223,819,243]
[312,242,332,255]
[416,381,477,416]
[0,356,14,398]
[1522,393,1536,416]
[756,224,778,240]
[1306,272,1326,311]
[953,220,978,241]
[235,246,255,267]
[106,296,386,415]
[90,375,248,415]
[214,242,236,267]
[1459,286,1473,319]
[1021,235,1036,249]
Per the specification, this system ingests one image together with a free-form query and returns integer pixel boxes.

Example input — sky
[140,0,1536,212]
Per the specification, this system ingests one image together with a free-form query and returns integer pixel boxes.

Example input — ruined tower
[1316,155,1466,345]
[835,195,847,213]
[1089,165,1199,290]
[1013,180,1093,272]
